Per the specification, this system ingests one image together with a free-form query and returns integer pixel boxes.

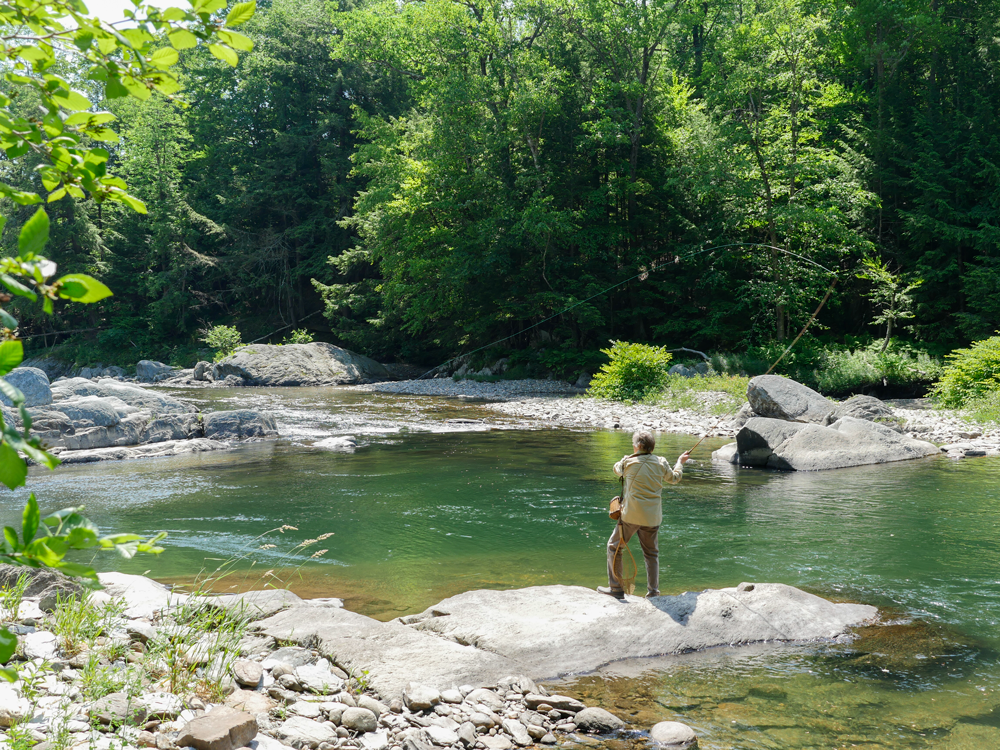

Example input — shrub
[283,328,314,345]
[587,341,673,403]
[200,325,243,362]
[932,335,1000,407]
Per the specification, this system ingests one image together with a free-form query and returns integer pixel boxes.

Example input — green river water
[2,387,1000,749]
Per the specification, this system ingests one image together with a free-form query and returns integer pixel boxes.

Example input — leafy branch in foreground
[0,0,256,683]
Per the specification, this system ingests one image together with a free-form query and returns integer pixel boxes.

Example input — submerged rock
[214,342,391,386]
[649,721,698,747]
[203,410,278,440]
[57,438,228,464]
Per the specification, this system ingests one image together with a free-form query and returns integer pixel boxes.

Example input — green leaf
[18,208,50,258]
[65,111,115,126]
[52,89,92,111]
[209,45,239,67]
[0,341,24,377]
[0,628,16,664]
[161,7,187,21]
[0,275,36,301]
[0,443,27,491]
[149,47,179,67]
[195,0,227,12]
[54,274,113,303]
[22,494,40,542]
[168,29,198,50]
[107,191,148,214]
[0,667,16,683]
[226,1,256,26]
[53,561,97,579]
[3,528,17,550]
[0,310,19,330]
[218,30,253,52]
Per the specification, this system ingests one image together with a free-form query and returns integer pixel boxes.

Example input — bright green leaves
[0,341,23,377]
[21,496,39,544]
[209,44,239,67]
[149,47,180,68]
[18,208,49,259]
[54,274,113,303]
[0,444,27,491]
[169,29,198,50]
[227,1,257,26]
[0,626,16,682]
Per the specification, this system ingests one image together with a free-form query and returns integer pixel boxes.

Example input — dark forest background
[3,0,998,374]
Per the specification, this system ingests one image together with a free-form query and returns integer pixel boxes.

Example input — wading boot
[596,586,625,600]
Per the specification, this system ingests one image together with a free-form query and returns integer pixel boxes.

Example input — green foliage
[657,373,750,416]
[932,336,1000,408]
[0,573,30,623]
[856,258,923,352]
[52,592,126,657]
[283,329,314,345]
[959,391,1000,426]
[587,341,673,403]
[201,324,243,361]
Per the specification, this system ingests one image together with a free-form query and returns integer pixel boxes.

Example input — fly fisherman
[598,431,690,600]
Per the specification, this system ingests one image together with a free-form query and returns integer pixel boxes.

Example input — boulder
[649,721,698,748]
[823,394,903,431]
[208,588,303,620]
[501,719,531,747]
[711,442,740,465]
[203,410,278,441]
[735,418,809,467]
[668,364,695,378]
[314,436,357,452]
[213,342,391,386]
[90,692,148,725]
[50,378,195,415]
[140,413,203,444]
[765,416,940,471]
[0,367,52,407]
[341,707,377,733]
[21,631,59,660]
[232,660,264,688]
[746,375,834,424]
[0,564,84,605]
[573,707,625,734]
[136,360,176,383]
[57,438,229,464]
[177,706,258,750]
[97,572,187,619]
[194,361,215,382]
[256,583,876,699]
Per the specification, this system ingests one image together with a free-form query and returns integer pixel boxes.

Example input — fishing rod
[417,242,839,382]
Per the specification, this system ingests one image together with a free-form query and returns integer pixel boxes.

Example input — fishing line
[416,243,837,380]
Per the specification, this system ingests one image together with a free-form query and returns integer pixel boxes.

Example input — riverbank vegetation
[2,0,998,402]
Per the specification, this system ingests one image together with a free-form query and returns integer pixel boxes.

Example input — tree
[856,257,921,352]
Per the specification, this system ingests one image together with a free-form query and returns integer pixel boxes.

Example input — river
[3,386,999,749]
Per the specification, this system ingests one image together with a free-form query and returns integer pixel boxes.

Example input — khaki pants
[606,522,659,594]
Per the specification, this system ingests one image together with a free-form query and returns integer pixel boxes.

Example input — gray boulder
[735,418,808,467]
[257,583,876,699]
[765,416,940,471]
[136,360,176,383]
[203,410,278,440]
[649,722,698,748]
[341,707,377,733]
[668,364,695,378]
[141,413,203,444]
[194,361,215,382]
[573,707,625,733]
[0,563,84,608]
[58,438,228,464]
[213,342,391,386]
[746,375,834,424]
[0,367,52,407]
[824,394,903,431]
[711,442,739,465]
[50,377,195,415]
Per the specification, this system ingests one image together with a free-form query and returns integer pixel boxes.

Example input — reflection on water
[3,386,1000,749]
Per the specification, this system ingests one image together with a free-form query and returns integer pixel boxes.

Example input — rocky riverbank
[355,378,1000,456]
[0,566,878,750]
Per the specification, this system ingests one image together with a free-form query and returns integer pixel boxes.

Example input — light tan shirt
[613,453,683,527]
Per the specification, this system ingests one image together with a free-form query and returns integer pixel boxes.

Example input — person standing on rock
[598,431,689,600]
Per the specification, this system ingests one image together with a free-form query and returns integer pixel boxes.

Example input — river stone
[439,689,463,704]
[711,442,740,465]
[0,682,30,727]
[0,563,84,608]
[746,375,834,424]
[360,730,390,750]
[765,417,941,471]
[127,621,156,643]
[136,360,175,383]
[404,683,441,711]
[323,703,345,724]
[203,410,278,440]
[457,722,476,748]
[497,675,538,695]
[341,707,377,733]
[424,725,458,746]
[479,737,513,750]
[402,731,435,750]
[314,436,357,452]
[357,695,387,717]
[58,437,228,464]
[275,716,338,749]
[264,647,316,670]
[90,692,148,725]
[736,418,809,467]
[289,703,323,719]
[226,690,275,715]
[574,707,625,733]
[0,367,52,407]
[194,361,215,382]
[211,588,303,620]
[140,692,184,720]
[177,706,257,750]
[97,572,187,619]
[823,394,903,431]
[213,342,392,387]
[464,688,503,712]
[295,663,344,694]
[524,695,584,713]
[22,631,59,660]
[501,719,531,747]
[233,660,264,687]
[649,721,698,747]
[140,413,202,444]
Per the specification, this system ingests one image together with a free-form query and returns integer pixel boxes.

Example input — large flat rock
[50,378,195,414]
[256,583,876,698]
[214,343,391,386]
[747,375,834,424]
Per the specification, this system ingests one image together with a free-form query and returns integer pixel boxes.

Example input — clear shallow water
[4,386,1000,748]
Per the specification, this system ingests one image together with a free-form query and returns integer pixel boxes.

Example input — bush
[587,341,673,403]
[932,335,1000,407]
[200,325,243,362]
[283,328,314,345]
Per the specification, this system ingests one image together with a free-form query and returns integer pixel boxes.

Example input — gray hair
[632,431,655,453]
